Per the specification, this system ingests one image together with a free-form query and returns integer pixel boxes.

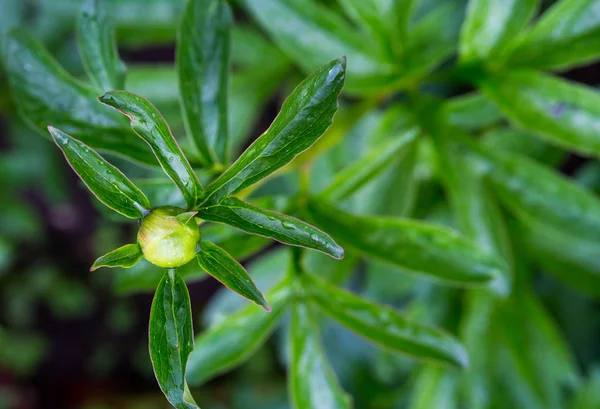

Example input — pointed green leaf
[198,197,344,259]
[303,273,469,367]
[319,128,419,202]
[478,148,600,243]
[481,128,565,167]
[4,30,154,165]
[99,91,204,209]
[175,211,198,224]
[178,0,231,166]
[241,0,394,94]
[201,58,345,204]
[48,127,150,218]
[77,0,125,91]
[507,0,600,71]
[479,70,600,157]
[460,0,539,63]
[290,301,351,409]
[186,278,291,385]
[91,243,143,271]
[149,269,199,409]
[196,241,269,310]
[306,199,503,285]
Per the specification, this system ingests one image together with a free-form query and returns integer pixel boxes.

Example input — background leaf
[307,199,504,285]
[178,0,231,166]
[77,0,125,91]
[303,273,469,367]
[289,301,351,409]
[479,70,600,157]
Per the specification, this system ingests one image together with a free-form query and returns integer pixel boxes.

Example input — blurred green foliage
[1,0,600,409]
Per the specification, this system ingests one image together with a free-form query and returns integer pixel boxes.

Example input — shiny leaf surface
[306,199,503,285]
[201,58,345,204]
[49,127,150,218]
[99,91,204,209]
[178,0,231,166]
[198,197,343,259]
[91,243,143,271]
[149,269,199,409]
[197,241,268,310]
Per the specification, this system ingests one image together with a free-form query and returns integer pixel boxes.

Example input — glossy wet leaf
[477,148,600,243]
[507,0,600,71]
[290,301,351,409]
[186,279,291,385]
[479,70,600,157]
[302,273,469,367]
[99,91,204,209]
[201,58,345,204]
[460,0,539,62]
[198,197,343,259]
[4,30,154,165]
[178,0,231,166]
[149,269,199,409]
[319,128,419,201]
[242,0,393,94]
[307,199,503,286]
[48,127,150,218]
[91,243,143,271]
[200,223,270,261]
[197,241,268,310]
[77,0,125,91]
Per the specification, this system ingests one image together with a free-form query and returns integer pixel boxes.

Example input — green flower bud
[137,206,201,268]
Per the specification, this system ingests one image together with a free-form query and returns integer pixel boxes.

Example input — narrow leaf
[198,197,344,259]
[290,301,351,409]
[197,241,269,310]
[186,278,291,385]
[319,128,418,201]
[4,30,154,165]
[507,0,600,71]
[306,199,504,285]
[431,127,512,295]
[241,0,394,94]
[443,92,503,130]
[178,0,231,166]
[149,269,199,409]
[409,366,459,409]
[99,91,204,209]
[201,58,345,204]
[479,70,600,157]
[477,148,600,243]
[48,127,150,218]
[459,0,539,62]
[77,0,125,91]
[303,273,469,367]
[91,243,143,270]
